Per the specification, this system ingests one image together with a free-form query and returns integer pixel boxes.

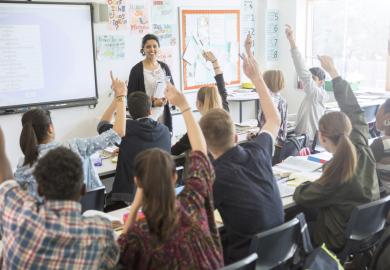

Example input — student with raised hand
[14,71,126,198]
[199,52,283,263]
[245,33,288,146]
[370,99,390,195]
[117,82,223,270]
[171,50,229,156]
[293,55,380,252]
[0,135,119,269]
[285,24,328,145]
[97,89,170,205]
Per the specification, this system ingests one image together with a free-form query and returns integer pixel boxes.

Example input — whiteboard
[179,8,241,91]
[0,2,97,113]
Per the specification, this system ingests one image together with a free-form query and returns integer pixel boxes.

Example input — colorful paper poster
[151,0,175,24]
[152,24,176,46]
[151,0,176,46]
[96,35,126,60]
[107,0,129,30]
[129,1,150,34]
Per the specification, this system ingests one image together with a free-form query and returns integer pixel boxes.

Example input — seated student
[14,72,126,198]
[97,90,170,204]
[293,56,380,252]
[199,53,284,263]
[0,131,119,269]
[117,83,223,269]
[285,25,328,145]
[370,99,390,195]
[245,33,288,146]
[171,51,229,156]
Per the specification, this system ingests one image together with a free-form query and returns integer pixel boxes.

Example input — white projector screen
[0,2,97,113]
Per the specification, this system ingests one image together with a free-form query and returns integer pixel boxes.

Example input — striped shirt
[0,180,119,269]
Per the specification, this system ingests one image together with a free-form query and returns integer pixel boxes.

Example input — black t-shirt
[213,132,284,263]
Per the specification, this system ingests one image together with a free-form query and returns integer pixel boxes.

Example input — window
[306,0,390,91]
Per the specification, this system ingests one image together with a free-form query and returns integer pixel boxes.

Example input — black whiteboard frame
[0,1,98,115]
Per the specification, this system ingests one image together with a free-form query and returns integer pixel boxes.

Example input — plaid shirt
[0,180,119,269]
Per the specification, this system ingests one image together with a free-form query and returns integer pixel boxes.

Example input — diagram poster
[107,0,129,30]
[96,35,126,61]
[180,9,240,91]
[129,1,150,34]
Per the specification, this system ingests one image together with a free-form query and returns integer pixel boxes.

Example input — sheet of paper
[275,156,322,173]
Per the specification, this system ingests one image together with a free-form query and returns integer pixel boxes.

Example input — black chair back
[218,253,258,270]
[80,185,105,213]
[337,195,390,263]
[248,213,311,270]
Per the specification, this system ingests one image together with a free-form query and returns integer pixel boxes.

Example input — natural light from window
[307,0,390,91]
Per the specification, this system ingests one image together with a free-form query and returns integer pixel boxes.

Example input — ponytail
[20,123,39,166]
[319,134,357,185]
[19,109,52,166]
[197,86,222,113]
[134,148,178,241]
[318,112,357,186]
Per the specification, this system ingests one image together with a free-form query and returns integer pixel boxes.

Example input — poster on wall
[241,0,255,52]
[151,0,177,46]
[266,9,280,61]
[129,1,150,34]
[107,0,129,30]
[96,35,126,61]
[180,8,240,91]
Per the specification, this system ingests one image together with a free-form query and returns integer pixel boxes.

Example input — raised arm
[110,71,127,138]
[318,55,368,145]
[203,51,229,112]
[0,127,12,184]
[165,83,207,155]
[285,24,317,93]
[242,45,281,138]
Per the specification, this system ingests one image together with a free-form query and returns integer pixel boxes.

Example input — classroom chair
[337,195,390,264]
[248,213,312,270]
[218,253,258,270]
[80,185,106,213]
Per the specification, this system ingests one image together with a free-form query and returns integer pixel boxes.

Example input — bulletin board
[179,8,241,91]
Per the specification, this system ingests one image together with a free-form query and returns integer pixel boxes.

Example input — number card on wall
[266,9,279,61]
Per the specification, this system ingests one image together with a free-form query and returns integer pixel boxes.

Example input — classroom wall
[1,0,307,168]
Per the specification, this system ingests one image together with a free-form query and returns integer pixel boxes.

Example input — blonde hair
[199,108,234,153]
[197,86,222,113]
[318,112,357,185]
[263,70,285,93]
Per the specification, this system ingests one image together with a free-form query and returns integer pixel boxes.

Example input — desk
[227,91,259,123]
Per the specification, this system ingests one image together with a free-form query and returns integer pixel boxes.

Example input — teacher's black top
[127,60,174,132]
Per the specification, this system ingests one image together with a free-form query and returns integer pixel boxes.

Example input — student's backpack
[272,133,309,165]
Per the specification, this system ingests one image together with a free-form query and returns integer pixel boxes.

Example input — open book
[275,156,322,173]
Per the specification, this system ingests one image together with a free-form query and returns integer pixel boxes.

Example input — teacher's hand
[152,97,167,107]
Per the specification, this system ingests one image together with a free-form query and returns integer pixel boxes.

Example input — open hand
[244,33,253,55]
[285,24,294,40]
[110,71,127,97]
[164,82,188,109]
[318,55,339,78]
[202,51,217,62]
[242,53,262,82]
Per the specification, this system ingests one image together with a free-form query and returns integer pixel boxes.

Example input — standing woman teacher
[128,34,174,132]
